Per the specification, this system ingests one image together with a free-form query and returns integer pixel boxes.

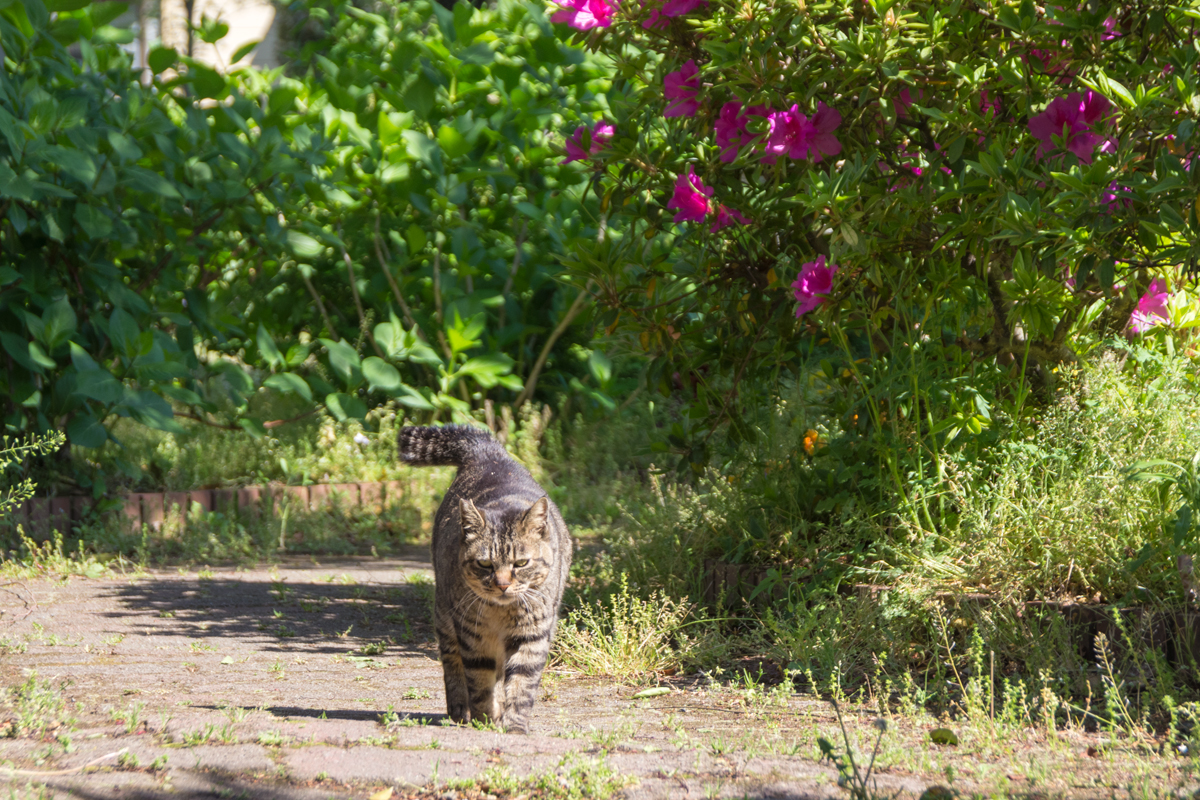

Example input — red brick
[141,494,164,532]
[237,487,262,519]
[212,489,236,514]
[360,483,383,513]
[70,496,93,522]
[308,484,330,510]
[122,496,142,532]
[383,481,404,509]
[27,497,49,540]
[189,490,213,514]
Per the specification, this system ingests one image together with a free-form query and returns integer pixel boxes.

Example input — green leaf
[88,0,126,26]
[41,296,76,350]
[188,63,227,99]
[73,369,123,404]
[405,224,427,253]
[125,389,184,434]
[401,130,438,167]
[238,418,267,438]
[319,338,363,389]
[631,687,670,699]
[1,333,47,373]
[325,392,367,421]
[68,414,108,448]
[148,45,177,73]
[263,372,313,402]
[230,39,260,64]
[75,204,113,238]
[288,230,323,258]
[362,356,403,393]
[437,125,471,159]
[45,0,90,10]
[929,728,959,746]
[109,308,140,359]
[121,166,182,199]
[257,323,284,369]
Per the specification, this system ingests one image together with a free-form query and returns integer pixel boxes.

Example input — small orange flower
[803,429,819,454]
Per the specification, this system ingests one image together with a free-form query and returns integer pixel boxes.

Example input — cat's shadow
[194,705,448,725]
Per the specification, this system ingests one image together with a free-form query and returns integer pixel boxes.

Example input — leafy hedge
[0,0,612,489]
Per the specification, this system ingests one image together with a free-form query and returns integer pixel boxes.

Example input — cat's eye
[513,559,529,567]
[477,559,492,568]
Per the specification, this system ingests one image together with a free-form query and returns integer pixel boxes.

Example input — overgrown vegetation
[5,0,1200,776]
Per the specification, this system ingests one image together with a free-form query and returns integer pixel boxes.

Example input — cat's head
[459,497,555,605]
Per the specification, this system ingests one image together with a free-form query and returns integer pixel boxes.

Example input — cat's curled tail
[398,424,506,467]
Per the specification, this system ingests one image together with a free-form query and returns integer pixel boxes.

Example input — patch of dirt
[0,547,1192,799]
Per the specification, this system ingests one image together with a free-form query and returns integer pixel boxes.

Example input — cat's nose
[495,570,513,590]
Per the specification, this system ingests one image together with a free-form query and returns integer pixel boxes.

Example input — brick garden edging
[3,481,407,539]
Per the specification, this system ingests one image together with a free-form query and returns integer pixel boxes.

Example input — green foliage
[0,430,63,520]
[557,0,1200,518]
[1,0,618,491]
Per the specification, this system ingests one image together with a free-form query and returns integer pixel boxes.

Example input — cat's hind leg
[435,608,469,723]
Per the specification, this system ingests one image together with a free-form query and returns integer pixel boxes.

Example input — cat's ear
[459,498,487,540]
[518,496,550,539]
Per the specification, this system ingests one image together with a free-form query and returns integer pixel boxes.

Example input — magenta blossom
[791,255,839,317]
[664,60,701,118]
[713,101,770,163]
[561,121,614,164]
[765,102,842,163]
[551,0,615,30]
[979,90,1001,119]
[894,87,922,119]
[661,0,706,16]
[711,205,750,232]
[1102,181,1131,213]
[1028,91,1112,163]
[642,8,667,28]
[667,165,713,223]
[1129,278,1170,333]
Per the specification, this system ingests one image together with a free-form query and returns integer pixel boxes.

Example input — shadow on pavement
[100,570,437,656]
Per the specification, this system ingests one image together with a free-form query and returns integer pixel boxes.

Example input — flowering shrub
[551,0,1200,478]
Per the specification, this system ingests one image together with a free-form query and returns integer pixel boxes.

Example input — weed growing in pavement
[108,701,145,734]
[552,575,695,682]
[1,672,75,740]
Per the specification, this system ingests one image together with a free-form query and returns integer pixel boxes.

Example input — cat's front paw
[500,714,528,734]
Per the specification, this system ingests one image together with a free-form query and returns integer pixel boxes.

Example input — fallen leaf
[368,787,394,800]
[929,727,959,746]
[632,687,671,699]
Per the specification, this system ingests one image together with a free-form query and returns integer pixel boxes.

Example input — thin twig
[175,408,318,431]
[0,748,129,777]
[431,250,454,362]
[498,221,527,332]
[300,270,339,342]
[515,281,595,407]
[373,216,417,330]
[341,246,384,358]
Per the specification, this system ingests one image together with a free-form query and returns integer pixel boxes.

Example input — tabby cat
[398,424,573,733]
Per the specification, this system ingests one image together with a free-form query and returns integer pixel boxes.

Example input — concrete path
[0,547,1145,799]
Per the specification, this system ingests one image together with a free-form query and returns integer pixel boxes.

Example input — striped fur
[399,425,572,733]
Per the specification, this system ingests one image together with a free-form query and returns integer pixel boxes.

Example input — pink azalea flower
[551,0,616,30]
[1028,91,1112,163]
[642,8,667,29]
[765,102,842,163]
[979,90,1001,119]
[561,121,614,164]
[666,165,713,223]
[710,205,750,232]
[664,60,701,118]
[661,0,706,16]
[713,101,770,163]
[1102,16,1120,40]
[894,87,921,119]
[1101,181,1131,213]
[1129,278,1170,333]
[791,255,839,317]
